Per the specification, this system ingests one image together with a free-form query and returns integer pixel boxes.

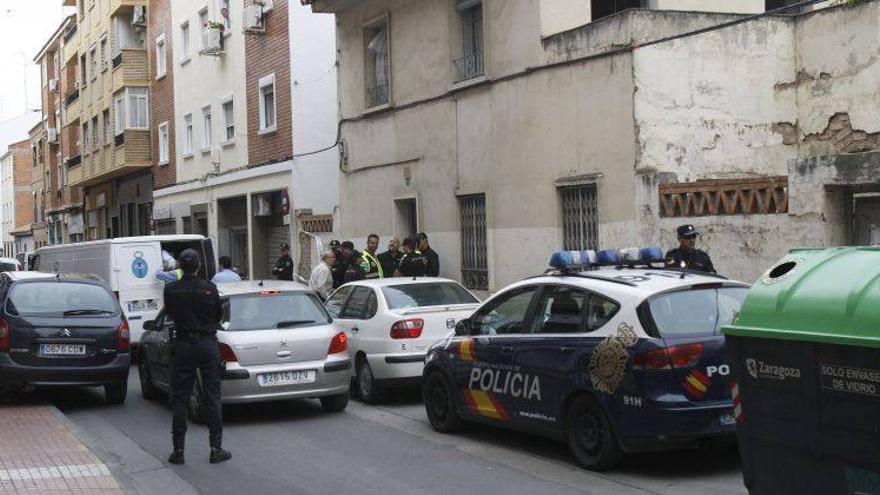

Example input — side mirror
[454,318,473,336]
[143,320,157,331]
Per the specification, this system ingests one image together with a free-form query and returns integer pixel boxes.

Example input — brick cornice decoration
[300,214,333,233]
[659,176,788,217]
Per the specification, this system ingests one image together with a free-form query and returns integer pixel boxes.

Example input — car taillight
[328,332,347,355]
[219,342,238,363]
[390,319,424,339]
[633,343,704,370]
[0,319,8,352]
[117,320,130,351]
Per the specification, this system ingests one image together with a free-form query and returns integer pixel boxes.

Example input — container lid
[723,247,880,349]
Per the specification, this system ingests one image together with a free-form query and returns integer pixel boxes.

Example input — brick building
[149,0,176,192]
[1,140,34,257]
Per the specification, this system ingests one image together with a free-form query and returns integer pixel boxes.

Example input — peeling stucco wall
[631,1,880,283]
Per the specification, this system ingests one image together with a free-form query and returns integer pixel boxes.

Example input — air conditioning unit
[243,5,264,32]
[47,128,58,143]
[132,6,147,27]
[254,0,274,13]
[48,79,58,92]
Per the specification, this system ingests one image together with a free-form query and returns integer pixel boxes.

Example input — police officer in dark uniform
[328,240,345,289]
[665,224,716,273]
[395,237,428,277]
[163,249,231,465]
[272,242,294,281]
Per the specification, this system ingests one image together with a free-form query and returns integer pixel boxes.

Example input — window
[258,74,276,133]
[471,286,539,335]
[765,0,804,14]
[340,286,372,319]
[455,0,484,82]
[382,283,478,310]
[325,286,352,318]
[155,35,166,78]
[459,194,487,290]
[560,183,598,251]
[220,0,231,31]
[6,282,117,317]
[202,105,212,149]
[646,288,748,337]
[91,116,98,151]
[82,122,89,153]
[127,87,149,129]
[90,46,97,80]
[590,0,643,22]
[100,37,108,70]
[222,99,235,142]
[114,95,125,135]
[222,293,330,332]
[158,122,169,164]
[364,20,389,107]
[102,109,110,145]
[199,9,209,49]
[532,286,620,334]
[182,113,193,155]
[180,22,191,60]
[80,54,87,85]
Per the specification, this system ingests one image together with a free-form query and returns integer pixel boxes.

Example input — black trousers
[170,335,223,450]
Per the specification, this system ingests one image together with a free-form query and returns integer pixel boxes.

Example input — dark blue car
[422,258,749,470]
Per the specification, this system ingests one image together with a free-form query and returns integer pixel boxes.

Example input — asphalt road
[33,370,746,495]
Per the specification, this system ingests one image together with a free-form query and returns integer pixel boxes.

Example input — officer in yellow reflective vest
[359,234,383,279]
[156,250,184,283]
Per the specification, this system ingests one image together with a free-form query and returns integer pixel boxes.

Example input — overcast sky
[0,2,73,121]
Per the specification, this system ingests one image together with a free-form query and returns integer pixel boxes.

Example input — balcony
[112,49,149,93]
[70,130,151,187]
[62,26,79,63]
[453,52,484,83]
[64,90,81,124]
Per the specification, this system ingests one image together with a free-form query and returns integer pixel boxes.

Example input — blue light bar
[640,246,664,263]
[549,250,596,269]
[596,249,620,265]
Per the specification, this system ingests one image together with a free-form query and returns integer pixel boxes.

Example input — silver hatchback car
[138,281,351,416]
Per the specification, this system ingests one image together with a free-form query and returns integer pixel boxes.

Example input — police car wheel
[423,371,462,433]
[138,358,161,401]
[356,358,385,404]
[565,395,624,471]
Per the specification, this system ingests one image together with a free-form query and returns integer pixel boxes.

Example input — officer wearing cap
[272,242,294,281]
[328,240,345,288]
[163,249,231,465]
[665,225,716,273]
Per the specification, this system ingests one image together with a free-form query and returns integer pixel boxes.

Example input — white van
[33,235,217,344]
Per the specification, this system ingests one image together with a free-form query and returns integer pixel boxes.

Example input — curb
[50,405,198,495]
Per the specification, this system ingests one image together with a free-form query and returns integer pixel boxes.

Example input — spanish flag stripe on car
[458,339,475,361]
[463,389,509,421]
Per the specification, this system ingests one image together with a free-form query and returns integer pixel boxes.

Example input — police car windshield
[222,292,331,331]
[6,282,118,317]
[647,287,747,337]
[382,283,478,310]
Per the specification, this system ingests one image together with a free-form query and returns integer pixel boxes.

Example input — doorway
[394,198,418,239]
[853,194,880,245]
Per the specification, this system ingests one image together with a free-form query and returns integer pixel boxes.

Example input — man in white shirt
[212,256,242,284]
[309,250,335,301]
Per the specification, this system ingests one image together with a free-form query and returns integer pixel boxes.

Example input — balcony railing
[64,89,80,107]
[65,155,82,168]
[112,53,123,69]
[114,133,125,148]
[453,52,484,83]
[63,24,78,43]
[365,84,389,108]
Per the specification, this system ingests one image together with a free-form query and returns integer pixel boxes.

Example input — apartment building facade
[308,0,880,291]
[63,0,153,240]
[152,0,296,279]
[0,140,33,257]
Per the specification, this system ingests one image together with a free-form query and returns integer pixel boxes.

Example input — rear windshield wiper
[276,320,317,328]
[63,309,115,316]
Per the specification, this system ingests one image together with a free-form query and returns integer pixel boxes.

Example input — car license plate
[127,299,159,312]
[39,344,87,356]
[257,370,316,387]
[718,412,736,427]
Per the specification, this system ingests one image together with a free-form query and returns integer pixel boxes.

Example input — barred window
[459,194,488,290]
[560,184,598,251]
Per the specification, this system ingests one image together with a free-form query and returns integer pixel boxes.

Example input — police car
[422,248,749,471]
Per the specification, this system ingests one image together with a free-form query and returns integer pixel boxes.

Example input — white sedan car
[325,278,480,403]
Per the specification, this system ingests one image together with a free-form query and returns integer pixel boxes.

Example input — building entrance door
[853,195,880,246]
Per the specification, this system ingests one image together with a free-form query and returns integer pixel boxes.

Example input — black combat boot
[209,447,231,464]
[168,450,185,465]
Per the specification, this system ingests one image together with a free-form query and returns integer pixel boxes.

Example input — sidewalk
[0,405,123,494]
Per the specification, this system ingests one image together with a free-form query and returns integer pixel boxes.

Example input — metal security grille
[459,194,488,290]
[560,184,598,251]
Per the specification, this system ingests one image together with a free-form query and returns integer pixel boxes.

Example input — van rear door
[202,238,217,280]
[113,243,163,343]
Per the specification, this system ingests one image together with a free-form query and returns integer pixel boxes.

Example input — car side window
[586,293,620,332]
[364,290,378,319]
[532,285,590,334]
[325,286,353,318]
[471,285,540,336]
[341,286,370,319]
